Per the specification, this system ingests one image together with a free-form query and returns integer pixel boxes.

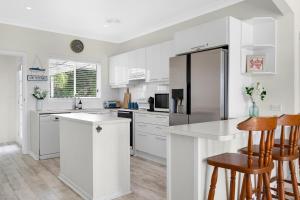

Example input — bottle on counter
[78,100,83,110]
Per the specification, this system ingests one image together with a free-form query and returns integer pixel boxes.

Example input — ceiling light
[25,6,32,10]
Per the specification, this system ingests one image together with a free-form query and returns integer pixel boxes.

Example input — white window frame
[48,58,101,99]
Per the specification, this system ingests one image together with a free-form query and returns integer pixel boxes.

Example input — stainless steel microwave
[154,93,169,112]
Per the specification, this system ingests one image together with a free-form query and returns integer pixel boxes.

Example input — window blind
[49,59,98,98]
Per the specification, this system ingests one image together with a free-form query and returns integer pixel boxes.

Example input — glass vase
[249,102,259,117]
[36,99,43,111]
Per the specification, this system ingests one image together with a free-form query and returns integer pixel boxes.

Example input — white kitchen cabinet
[109,53,129,88]
[127,48,146,80]
[174,17,229,54]
[146,43,161,82]
[160,40,174,81]
[146,41,173,82]
[134,112,169,163]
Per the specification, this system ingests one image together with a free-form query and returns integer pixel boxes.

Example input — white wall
[0,23,119,152]
[0,55,19,143]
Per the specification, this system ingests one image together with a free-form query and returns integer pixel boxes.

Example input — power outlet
[270,104,282,112]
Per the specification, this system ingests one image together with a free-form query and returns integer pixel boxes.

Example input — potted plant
[32,86,48,111]
[244,82,267,117]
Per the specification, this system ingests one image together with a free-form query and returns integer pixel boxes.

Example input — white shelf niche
[241,17,277,75]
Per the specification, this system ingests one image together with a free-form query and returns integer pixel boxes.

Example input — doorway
[0,54,25,149]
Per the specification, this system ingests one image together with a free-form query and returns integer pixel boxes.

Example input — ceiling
[0,0,243,43]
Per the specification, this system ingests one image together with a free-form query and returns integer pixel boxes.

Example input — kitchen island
[55,113,131,200]
[167,118,250,200]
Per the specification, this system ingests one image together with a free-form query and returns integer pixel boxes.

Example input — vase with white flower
[32,86,48,111]
[244,82,267,117]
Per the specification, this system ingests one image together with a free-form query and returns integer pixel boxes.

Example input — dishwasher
[39,114,60,159]
[117,110,134,155]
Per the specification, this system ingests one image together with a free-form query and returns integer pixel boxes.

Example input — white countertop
[54,113,131,125]
[168,118,248,141]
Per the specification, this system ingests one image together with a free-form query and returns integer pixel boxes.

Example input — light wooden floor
[0,143,166,200]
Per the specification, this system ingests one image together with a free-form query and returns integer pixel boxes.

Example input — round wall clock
[70,40,84,53]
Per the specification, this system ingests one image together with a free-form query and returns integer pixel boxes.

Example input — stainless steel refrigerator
[169,48,228,126]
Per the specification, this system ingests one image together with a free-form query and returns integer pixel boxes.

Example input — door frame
[0,50,28,154]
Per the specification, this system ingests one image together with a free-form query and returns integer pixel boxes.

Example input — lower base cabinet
[134,113,169,161]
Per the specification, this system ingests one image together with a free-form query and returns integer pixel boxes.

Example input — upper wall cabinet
[146,41,174,82]
[127,48,146,80]
[241,17,277,75]
[174,17,230,55]
[109,53,129,88]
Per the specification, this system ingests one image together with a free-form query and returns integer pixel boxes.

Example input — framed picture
[27,75,48,81]
[246,55,265,72]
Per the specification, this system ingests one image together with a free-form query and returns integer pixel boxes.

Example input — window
[49,59,100,98]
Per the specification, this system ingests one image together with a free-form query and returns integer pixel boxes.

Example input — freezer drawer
[39,115,60,156]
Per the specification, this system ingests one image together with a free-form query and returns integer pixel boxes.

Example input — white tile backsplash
[118,81,169,106]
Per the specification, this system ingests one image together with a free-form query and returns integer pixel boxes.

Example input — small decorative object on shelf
[246,55,265,72]
[32,86,48,111]
[244,82,267,117]
[28,55,48,81]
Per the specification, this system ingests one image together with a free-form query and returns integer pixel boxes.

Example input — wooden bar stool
[240,114,300,199]
[207,117,277,200]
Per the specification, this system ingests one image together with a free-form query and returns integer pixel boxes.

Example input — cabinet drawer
[135,130,166,158]
[149,135,166,158]
[135,123,168,137]
[135,113,169,126]
[135,131,150,153]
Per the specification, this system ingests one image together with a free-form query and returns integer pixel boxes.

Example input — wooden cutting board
[123,88,131,109]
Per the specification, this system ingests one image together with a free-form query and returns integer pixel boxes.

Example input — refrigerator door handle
[220,49,228,120]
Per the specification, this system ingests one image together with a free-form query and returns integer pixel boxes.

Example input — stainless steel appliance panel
[189,49,228,124]
[169,55,188,126]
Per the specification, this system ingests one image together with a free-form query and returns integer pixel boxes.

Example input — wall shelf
[241,17,277,75]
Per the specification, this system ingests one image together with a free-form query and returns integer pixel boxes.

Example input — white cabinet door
[109,57,117,86]
[116,53,129,85]
[109,54,129,88]
[128,48,146,80]
[160,41,173,81]
[149,135,166,158]
[174,17,229,54]
[135,131,150,153]
[146,44,161,82]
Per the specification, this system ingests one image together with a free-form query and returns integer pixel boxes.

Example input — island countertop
[168,117,248,141]
[54,112,131,125]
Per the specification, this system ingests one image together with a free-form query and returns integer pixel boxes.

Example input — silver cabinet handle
[96,126,102,133]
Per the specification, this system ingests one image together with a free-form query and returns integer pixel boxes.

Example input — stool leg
[289,160,300,199]
[208,167,219,200]
[229,170,236,200]
[256,174,263,200]
[263,173,272,200]
[240,175,246,200]
[277,160,285,199]
[245,174,252,200]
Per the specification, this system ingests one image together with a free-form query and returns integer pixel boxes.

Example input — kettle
[147,97,154,112]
